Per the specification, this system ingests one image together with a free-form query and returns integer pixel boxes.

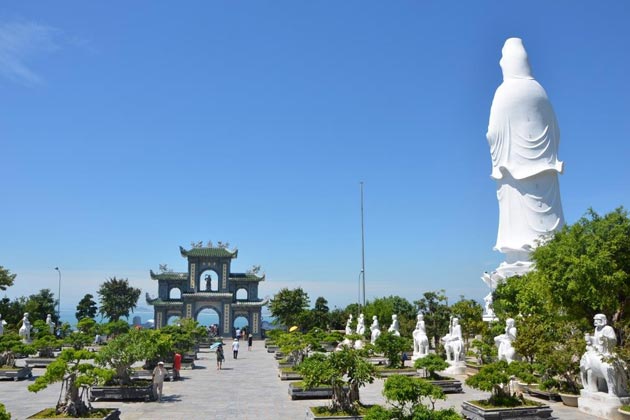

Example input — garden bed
[288,381,333,400]
[375,366,419,378]
[279,369,303,380]
[25,357,57,368]
[0,365,33,380]
[28,408,121,419]
[305,405,370,419]
[461,400,553,420]
[525,385,561,402]
[429,378,463,393]
[90,380,154,402]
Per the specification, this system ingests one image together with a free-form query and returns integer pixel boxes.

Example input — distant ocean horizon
[59,308,273,329]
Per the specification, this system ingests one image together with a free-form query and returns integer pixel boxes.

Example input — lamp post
[54,267,61,322]
[360,182,366,307]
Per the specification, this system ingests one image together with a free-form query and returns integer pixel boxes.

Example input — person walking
[248,333,253,351]
[216,344,225,370]
[173,352,181,380]
[232,338,240,359]
[152,361,168,402]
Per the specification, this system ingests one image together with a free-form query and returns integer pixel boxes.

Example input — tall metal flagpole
[360,182,366,307]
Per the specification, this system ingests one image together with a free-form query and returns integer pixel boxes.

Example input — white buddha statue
[370,316,381,344]
[412,313,429,359]
[494,318,517,363]
[482,38,565,316]
[387,314,400,336]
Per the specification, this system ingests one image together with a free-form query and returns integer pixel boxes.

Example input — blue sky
[1,1,629,314]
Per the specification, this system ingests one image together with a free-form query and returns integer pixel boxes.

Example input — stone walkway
[0,343,599,419]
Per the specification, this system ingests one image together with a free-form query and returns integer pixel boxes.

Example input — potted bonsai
[463,361,555,419]
[364,374,461,420]
[297,346,376,417]
[91,328,168,401]
[0,332,33,380]
[373,333,414,376]
[27,348,120,419]
[413,353,462,393]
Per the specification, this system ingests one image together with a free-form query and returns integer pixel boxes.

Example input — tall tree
[25,289,58,324]
[97,277,141,321]
[531,207,630,323]
[415,290,451,350]
[268,287,310,328]
[0,296,26,328]
[363,295,416,336]
[0,266,16,291]
[75,294,98,321]
[450,297,485,339]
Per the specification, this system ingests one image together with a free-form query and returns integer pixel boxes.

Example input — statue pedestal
[578,390,630,420]
[440,361,466,376]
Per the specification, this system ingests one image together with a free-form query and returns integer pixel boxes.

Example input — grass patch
[375,366,416,371]
[29,408,116,418]
[280,367,297,373]
[310,404,373,417]
[469,397,541,409]
[621,405,630,413]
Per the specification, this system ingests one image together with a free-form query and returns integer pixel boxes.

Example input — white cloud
[0,20,60,85]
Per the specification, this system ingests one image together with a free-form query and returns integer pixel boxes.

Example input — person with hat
[232,337,240,359]
[152,361,168,402]
[216,343,225,370]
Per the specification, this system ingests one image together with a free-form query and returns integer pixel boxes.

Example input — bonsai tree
[297,347,376,414]
[31,321,62,358]
[101,319,130,339]
[374,333,410,369]
[413,353,450,380]
[0,403,10,420]
[0,332,34,367]
[364,374,460,420]
[535,321,585,394]
[150,319,205,368]
[28,348,104,417]
[275,330,323,366]
[465,361,523,407]
[95,328,167,385]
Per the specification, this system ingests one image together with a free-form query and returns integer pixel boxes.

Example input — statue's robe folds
[487,55,564,257]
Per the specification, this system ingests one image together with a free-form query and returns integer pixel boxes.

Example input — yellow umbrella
[289,326,299,332]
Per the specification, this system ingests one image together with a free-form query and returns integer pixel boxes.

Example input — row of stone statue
[342,313,467,364]
[0,312,55,343]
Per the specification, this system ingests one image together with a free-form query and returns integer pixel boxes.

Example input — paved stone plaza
[1,342,598,419]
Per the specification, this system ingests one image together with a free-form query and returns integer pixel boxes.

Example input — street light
[54,267,61,322]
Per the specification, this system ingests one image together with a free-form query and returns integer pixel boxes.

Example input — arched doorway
[200,270,219,292]
[233,314,249,336]
[169,287,182,300]
[196,307,221,327]
[166,314,182,325]
[236,288,248,301]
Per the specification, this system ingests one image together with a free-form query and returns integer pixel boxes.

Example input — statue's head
[392,314,397,320]
[506,318,515,327]
[500,38,533,80]
[373,315,377,320]
[417,313,424,321]
[594,313,608,326]
[23,312,29,318]
[452,318,459,326]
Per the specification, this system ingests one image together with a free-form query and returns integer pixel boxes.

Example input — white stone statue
[370,316,381,344]
[412,313,429,360]
[387,314,400,336]
[441,318,464,363]
[494,318,517,363]
[18,312,32,343]
[345,314,354,336]
[356,313,365,335]
[46,314,55,334]
[482,37,565,319]
[354,313,366,349]
[0,314,5,336]
[580,314,628,397]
